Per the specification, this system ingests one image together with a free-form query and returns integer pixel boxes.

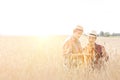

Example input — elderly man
[83,31,109,70]
[62,25,84,69]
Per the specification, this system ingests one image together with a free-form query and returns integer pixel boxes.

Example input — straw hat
[73,25,83,32]
[89,30,97,37]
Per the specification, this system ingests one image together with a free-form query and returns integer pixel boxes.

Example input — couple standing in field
[62,25,109,70]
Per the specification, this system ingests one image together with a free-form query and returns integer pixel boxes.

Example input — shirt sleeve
[102,46,109,61]
[63,40,72,55]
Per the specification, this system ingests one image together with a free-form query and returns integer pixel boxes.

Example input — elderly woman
[83,30,109,70]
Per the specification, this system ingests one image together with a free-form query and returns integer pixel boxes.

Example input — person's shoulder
[95,43,105,49]
[95,43,102,46]
[64,36,72,43]
[63,36,72,46]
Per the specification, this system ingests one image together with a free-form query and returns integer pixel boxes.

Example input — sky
[0,0,120,36]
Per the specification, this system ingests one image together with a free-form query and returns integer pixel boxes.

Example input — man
[83,30,109,70]
[62,25,84,69]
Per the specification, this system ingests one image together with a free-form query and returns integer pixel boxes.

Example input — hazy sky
[0,0,120,35]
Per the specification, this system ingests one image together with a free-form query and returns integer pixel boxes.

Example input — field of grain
[0,35,120,80]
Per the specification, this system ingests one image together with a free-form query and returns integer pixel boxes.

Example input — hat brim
[88,33,97,37]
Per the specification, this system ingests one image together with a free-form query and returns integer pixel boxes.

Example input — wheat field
[0,35,120,80]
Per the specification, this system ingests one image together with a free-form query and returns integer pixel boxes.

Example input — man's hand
[105,56,109,62]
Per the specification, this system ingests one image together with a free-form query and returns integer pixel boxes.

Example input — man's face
[88,36,96,43]
[74,30,83,39]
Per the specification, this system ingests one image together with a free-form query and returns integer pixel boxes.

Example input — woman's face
[88,36,96,43]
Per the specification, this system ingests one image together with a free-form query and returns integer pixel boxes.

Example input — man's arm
[63,40,72,58]
[102,46,109,62]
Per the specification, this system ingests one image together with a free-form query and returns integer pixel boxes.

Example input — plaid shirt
[62,36,84,68]
[83,43,109,69]
[63,36,82,56]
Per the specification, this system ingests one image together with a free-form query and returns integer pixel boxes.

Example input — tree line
[99,31,120,37]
